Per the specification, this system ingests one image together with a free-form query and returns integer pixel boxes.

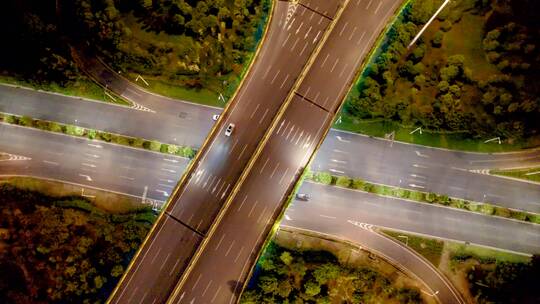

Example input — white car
[225,123,235,137]
[212,114,220,121]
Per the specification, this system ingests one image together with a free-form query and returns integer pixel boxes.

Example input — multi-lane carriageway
[109,0,414,303]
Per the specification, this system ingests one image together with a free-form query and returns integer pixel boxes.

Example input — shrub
[87,129,97,139]
[335,176,352,188]
[441,20,452,32]
[480,204,495,215]
[4,114,18,124]
[182,146,195,158]
[115,136,131,146]
[351,179,365,189]
[160,144,169,153]
[35,120,49,130]
[393,188,408,198]
[304,170,314,181]
[494,207,511,218]
[149,141,161,151]
[167,144,179,154]
[510,210,527,221]
[99,132,112,142]
[65,125,85,136]
[362,183,375,193]
[425,192,437,203]
[142,140,152,149]
[314,172,332,185]
[132,138,145,148]
[432,31,444,47]
[436,194,450,205]
[49,122,63,133]
[408,191,425,201]
[20,116,34,126]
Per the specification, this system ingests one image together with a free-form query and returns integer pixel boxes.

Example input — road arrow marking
[415,151,429,158]
[78,174,93,182]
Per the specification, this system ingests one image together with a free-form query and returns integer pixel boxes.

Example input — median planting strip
[0,112,196,159]
[306,171,540,225]
[490,167,540,184]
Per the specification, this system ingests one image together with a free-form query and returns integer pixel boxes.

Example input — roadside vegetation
[242,231,426,304]
[63,0,270,106]
[0,0,128,105]
[382,230,539,304]
[0,182,155,303]
[0,0,269,107]
[306,171,540,224]
[340,0,540,151]
[0,112,196,158]
[491,167,540,183]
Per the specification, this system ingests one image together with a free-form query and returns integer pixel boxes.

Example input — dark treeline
[0,0,78,84]
[345,0,540,141]
[0,0,268,90]
[62,0,268,89]
[241,243,423,304]
[0,184,153,303]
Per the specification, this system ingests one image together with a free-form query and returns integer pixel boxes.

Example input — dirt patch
[0,176,147,213]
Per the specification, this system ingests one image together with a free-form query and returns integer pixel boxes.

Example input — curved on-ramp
[279,224,465,304]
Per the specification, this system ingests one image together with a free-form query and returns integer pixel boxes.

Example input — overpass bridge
[106,1,440,303]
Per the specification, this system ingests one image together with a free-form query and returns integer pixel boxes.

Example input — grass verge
[380,227,535,304]
[490,167,540,183]
[0,112,196,158]
[381,230,444,267]
[0,176,147,214]
[334,115,539,153]
[306,171,540,224]
[0,74,130,106]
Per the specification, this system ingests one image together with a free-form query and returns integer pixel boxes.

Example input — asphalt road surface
[168,0,412,303]
[3,84,538,213]
[2,124,539,303]
[0,123,186,202]
[108,2,339,302]
[314,130,540,213]
[290,181,540,255]
[0,84,216,147]
[2,124,538,255]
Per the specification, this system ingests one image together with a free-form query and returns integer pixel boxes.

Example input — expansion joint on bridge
[164,212,205,238]
[294,91,330,113]
[298,3,334,21]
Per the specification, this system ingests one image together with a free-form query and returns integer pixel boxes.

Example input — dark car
[296,193,310,201]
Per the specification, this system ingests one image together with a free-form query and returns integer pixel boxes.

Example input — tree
[432,31,444,47]
[313,263,340,285]
[259,276,279,295]
[304,280,321,297]
[440,65,459,81]
[280,251,293,266]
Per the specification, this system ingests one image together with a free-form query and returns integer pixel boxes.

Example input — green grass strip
[307,170,540,225]
[0,112,196,159]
